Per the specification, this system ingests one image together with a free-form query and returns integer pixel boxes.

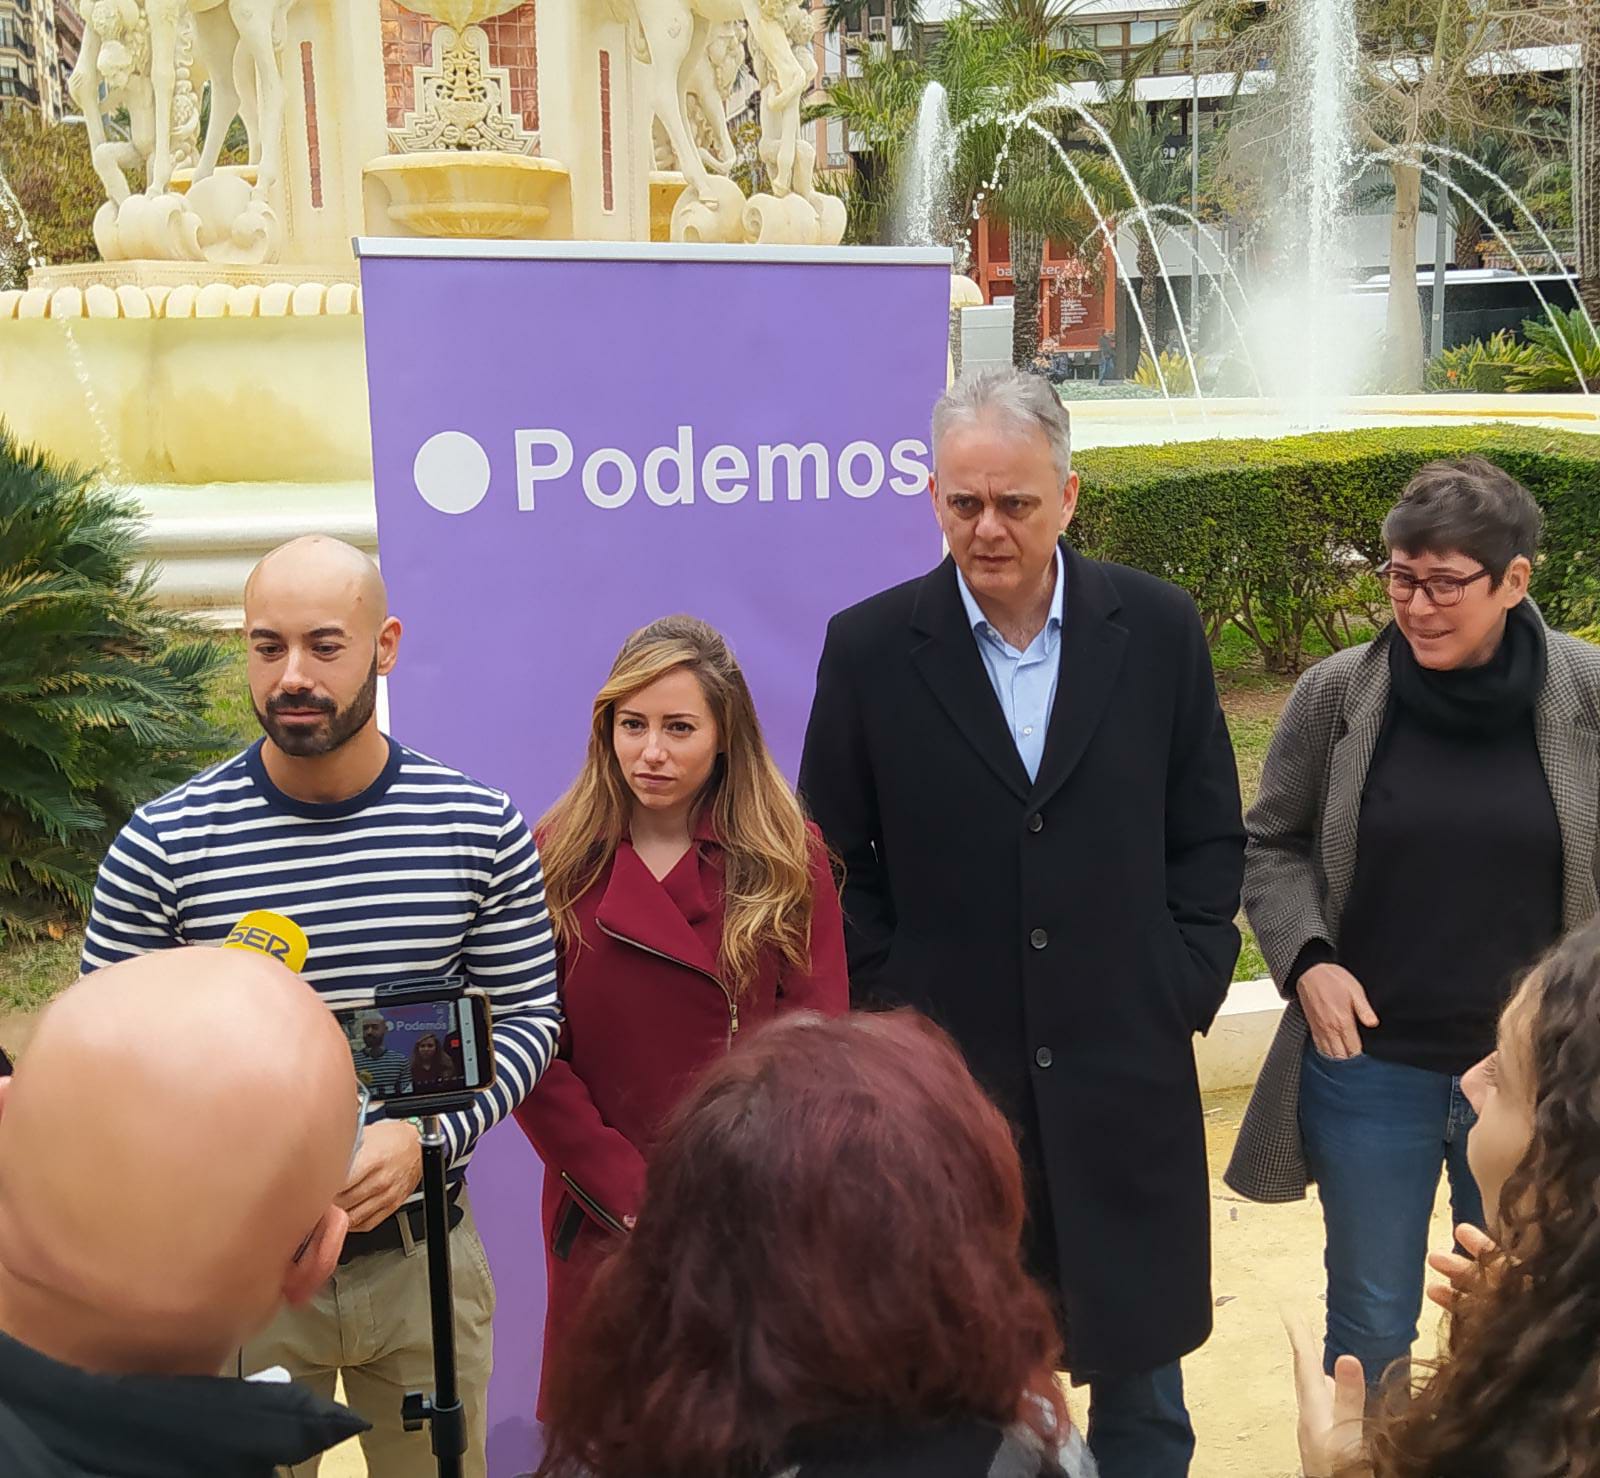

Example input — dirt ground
[0,1008,37,1062]
[1178,1090,1451,1478]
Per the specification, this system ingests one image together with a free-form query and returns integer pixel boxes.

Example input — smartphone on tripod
[332,982,495,1109]
[329,977,494,1478]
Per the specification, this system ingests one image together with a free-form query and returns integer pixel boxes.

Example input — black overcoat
[798,547,1245,1376]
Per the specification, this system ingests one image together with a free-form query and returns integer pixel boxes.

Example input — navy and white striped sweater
[81,737,561,1200]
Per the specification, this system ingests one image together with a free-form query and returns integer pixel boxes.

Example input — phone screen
[342,998,479,1099]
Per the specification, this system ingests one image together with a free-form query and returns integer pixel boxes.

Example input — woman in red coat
[514,615,849,1407]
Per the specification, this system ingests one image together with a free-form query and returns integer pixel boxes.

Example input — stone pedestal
[533,3,651,241]
[278,0,391,264]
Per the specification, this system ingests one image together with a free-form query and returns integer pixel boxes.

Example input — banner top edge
[352,238,955,268]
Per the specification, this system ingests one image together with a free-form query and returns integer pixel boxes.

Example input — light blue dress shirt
[954,545,1065,783]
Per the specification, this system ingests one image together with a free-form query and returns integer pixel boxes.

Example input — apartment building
[0,0,81,121]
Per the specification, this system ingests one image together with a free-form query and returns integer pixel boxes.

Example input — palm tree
[1100,101,1193,340]
[823,0,926,32]
[822,0,1108,364]
[950,1,1106,365]
[811,42,926,244]
[1418,132,1534,269]
[0,431,233,935]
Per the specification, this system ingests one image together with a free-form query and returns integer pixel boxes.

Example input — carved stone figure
[70,0,200,204]
[186,0,296,207]
[616,0,808,216]
[751,1,813,198]
[746,1,844,245]
[615,0,843,244]
[647,17,744,178]
[68,0,294,263]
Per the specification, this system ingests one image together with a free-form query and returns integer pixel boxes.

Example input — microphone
[222,910,310,972]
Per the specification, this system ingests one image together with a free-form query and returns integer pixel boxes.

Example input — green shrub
[1426,331,1540,393]
[1070,425,1600,672]
[0,430,234,936]
[1133,348,1200,396]
[1506,306,1600,393]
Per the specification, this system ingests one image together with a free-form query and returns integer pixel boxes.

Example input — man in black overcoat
[799,366,1245,1478]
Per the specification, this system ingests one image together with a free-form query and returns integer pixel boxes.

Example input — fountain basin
[0,276,369,487]
[364,153,573,240]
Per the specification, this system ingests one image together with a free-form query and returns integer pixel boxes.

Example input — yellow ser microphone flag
[221,910,310,972]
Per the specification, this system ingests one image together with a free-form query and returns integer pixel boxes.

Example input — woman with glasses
[1226,456,1600,1395]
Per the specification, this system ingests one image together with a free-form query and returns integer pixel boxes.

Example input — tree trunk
[1011,222,1043,367]
[1383,159,1425,391]
[1137,228,1161,356]
[1579,9,1600,326]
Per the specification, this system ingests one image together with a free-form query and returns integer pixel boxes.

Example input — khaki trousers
[244,1191,496,1478]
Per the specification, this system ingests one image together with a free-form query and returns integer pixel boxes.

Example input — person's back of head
[1369,918,1600,1477]
[537,1008,1067,1478]
[0,947,360,1378]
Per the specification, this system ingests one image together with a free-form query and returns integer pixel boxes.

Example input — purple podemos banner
[357,240,949,1474]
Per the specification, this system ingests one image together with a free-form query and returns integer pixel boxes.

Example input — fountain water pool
[1065,392,1600,452]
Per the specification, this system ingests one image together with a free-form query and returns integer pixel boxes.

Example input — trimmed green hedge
[1070,425,1600,671]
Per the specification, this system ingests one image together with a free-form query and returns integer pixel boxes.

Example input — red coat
[513,816,848,1407]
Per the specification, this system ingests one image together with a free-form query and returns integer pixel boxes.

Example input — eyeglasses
[1378,564,1491,608]
[291,1080,371,1264]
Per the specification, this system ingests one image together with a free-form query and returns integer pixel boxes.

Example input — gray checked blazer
[1224,614,1600,1202]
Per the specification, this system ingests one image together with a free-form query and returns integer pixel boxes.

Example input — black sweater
[1298,607,1563,1076]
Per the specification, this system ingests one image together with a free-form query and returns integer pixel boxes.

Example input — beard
[256,656,379,759]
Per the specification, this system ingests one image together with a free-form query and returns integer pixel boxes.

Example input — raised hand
[1286,1308,1370,1478]
[1426,1223,1499,1312]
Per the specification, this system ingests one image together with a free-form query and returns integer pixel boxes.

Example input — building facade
[971,217,1116,359]
[0,0,39,112]
[0,0,81,121]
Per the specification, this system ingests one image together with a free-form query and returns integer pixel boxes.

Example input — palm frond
[0,426,234,938]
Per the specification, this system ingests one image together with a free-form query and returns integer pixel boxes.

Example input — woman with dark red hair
[533,1009,1094,1478]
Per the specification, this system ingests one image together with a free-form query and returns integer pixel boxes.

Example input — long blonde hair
[540,616,816,992]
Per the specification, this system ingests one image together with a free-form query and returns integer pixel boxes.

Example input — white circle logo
[413,431,491,514]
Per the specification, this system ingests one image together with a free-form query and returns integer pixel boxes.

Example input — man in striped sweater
[81,536,561,1478]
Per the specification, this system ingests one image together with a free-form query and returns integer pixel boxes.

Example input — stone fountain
[0,0,845,614]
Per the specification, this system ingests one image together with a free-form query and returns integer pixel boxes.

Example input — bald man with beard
[0,948,368,1476]
[79,537,561,1476]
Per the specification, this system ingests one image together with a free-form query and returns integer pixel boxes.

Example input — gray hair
[931,366,1073,482]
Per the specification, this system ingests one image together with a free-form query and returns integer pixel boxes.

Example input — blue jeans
[1086,1362,1192,1478]
[1300,1045,1483,1389]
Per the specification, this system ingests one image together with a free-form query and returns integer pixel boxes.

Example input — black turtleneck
[1323,602,1563,1075]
